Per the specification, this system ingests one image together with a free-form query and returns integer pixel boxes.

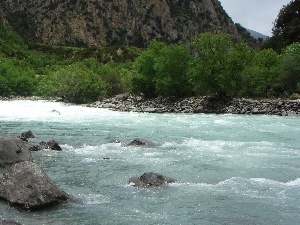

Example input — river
[0,100,299,225]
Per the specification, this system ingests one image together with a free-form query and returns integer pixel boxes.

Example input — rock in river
[0,135,32,168]
[129,172,176,187]
[0,161,71,210]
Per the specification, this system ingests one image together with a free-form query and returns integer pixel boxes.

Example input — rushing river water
[0,100,299,225]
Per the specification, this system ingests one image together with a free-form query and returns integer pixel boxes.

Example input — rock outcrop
[0,161,71,210]
[19,130,35,142]
[0,0,241,47]
[0,136,32,168]
[30,140,62,151]
[129,172,176,187]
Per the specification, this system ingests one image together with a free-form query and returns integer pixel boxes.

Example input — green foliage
[0,57,36,96]
[131,40,165,97]
[242,49,281,97]
[267,0,300,52]
[37,62,105,103]
[153,44,193,97]
[132,40,192,97]
[278,42,300,94]
[189,33,252,96]
[0,27,27,57]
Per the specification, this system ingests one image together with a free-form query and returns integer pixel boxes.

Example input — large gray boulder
[0,136,32,168]
[0,161,71,210]
[129,172,176,187]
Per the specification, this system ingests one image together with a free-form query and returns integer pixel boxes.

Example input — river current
[0,100,299,225]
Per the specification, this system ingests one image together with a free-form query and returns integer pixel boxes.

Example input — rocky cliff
[0,0,240,47]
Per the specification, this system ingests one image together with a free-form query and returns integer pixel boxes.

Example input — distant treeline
[0,27,299,103]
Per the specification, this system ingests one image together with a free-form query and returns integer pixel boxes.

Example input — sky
[219,0,292,36]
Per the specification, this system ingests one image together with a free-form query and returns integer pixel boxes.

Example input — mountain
[0,0,250,47]
[246,29,268,40]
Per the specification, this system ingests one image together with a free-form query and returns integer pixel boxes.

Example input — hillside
[247,29,268,40]
[0,0,247,47]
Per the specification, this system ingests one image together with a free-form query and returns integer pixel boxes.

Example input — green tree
[242,49,281,97]
[267,0,300,52]
[278,42,300,94]
[131,40,166,97]
[189,33,251,96]
[153,44,193,97]
[37,63,105,103]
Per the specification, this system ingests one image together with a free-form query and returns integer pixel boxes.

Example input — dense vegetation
[0,1,299,103]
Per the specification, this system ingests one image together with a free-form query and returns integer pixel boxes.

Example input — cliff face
[0,0,238,47]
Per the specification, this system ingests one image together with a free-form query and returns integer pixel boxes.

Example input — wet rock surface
[129,172,176,188]
[0,161,71,211]
[0,136,32,168]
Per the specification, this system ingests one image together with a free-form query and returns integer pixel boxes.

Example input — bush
[37,62,105,103]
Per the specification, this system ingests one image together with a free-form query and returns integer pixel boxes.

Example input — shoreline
[86,94,300,116]
[1,95,300,116]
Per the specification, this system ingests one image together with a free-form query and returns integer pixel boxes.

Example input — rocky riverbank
[87,94,300,116]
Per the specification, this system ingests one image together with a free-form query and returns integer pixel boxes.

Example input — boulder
[126,138,157,147]
[129,172,175,187]
[29,140,62,151]
[0,136,32,168]
[19,130,35,142]
[0,220,22,225]
[0,161,71,211]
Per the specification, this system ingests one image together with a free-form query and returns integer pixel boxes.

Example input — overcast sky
[219,0,291,36]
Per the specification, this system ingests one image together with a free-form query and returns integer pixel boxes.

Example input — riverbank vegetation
[0,1,299,103]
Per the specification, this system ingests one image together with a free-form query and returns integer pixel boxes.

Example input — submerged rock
[19,130,35,142]
[129,172,176,187]
[29,140,62,151]
[126,138,157,147]
[0,135,32,168]
[0,161,71,210]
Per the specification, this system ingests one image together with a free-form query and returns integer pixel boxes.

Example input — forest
[0,0,299,103]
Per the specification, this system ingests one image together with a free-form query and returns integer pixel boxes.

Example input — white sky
[219,0,292,36]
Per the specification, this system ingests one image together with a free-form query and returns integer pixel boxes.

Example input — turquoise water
[0,100,299,225]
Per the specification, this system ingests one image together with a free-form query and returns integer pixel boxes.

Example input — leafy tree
[189,33,251,96]
[278,42,300,94]
[131,40,166,97]
[37,63,105,103]
[131,40,192,97]
[0,57,36,96]
[267,0,300,52]
[242,49,281,97]
[153,44,193,97]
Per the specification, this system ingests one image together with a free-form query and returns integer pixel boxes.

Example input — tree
[278,42,300,94]
[268,0,300,52]
[131,40,165,97]
[132,40,193,97]
[153,44,193,97]
[189,33,252,96]
[241,49,281,97]
[37,63,105,103]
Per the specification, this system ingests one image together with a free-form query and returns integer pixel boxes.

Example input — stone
[0,136,32,168]
[29,140,62,151]
[19,130,35,142]
[126,138,157,147]
[129,172,175,187]
[0,162,71,211]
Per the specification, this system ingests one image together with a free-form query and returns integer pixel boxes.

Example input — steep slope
[1,0,239,47]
